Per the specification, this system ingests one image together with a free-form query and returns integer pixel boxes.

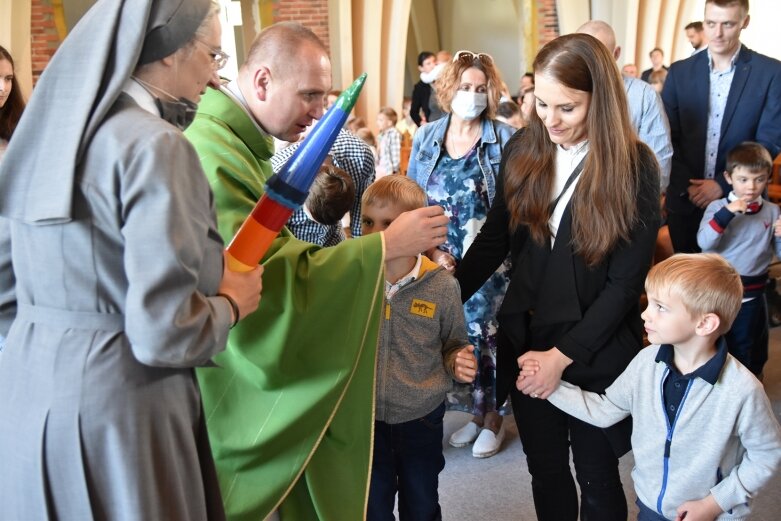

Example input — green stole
[188,88,384,520]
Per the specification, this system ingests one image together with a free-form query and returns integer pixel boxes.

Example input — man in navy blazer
[662,0,781,253]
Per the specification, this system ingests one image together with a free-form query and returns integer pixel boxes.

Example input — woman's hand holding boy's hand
[515,348,572,399]
[774,216,781,237]
[453,345,477,383]
[384,206,449,260]
[516,358,541,390]
[674,494,722,521]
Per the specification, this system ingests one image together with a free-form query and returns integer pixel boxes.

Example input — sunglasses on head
[453,50,494,65]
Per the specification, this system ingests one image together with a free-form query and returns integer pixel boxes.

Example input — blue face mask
[450,91,488,121]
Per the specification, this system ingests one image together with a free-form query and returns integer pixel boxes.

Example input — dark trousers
[726,295,769,375]
[636,498,671,520]
[510,388,627,521]
[367,402,445,521]
[666,210,703,253]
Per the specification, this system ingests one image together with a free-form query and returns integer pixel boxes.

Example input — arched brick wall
[30,0,61,84]
[273,0,330,52]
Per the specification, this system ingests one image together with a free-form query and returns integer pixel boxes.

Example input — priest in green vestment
[186,22,448,521]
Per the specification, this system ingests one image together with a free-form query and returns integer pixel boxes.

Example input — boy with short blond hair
[697,141,781,376]
[361,175,477,520]
[376,107,402,177]
[522,254,781,521]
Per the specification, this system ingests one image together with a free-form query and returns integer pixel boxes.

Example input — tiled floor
[437,328,781,520]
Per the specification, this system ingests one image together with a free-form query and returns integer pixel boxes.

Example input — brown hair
[0,46,25,141]
[307,164,355,225]
[496,100,521,119]
[354,127,375,148]
[503,33,650,267]
[362,175,427,213]
[646,253,742,335]
[435,51,502,120]
[379,107,398,126]
[725,141,773,175]
[347,116,367,134]
[648,68,668,86]
[706,0,749,13]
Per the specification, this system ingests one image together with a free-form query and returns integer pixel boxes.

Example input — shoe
[449,421,480,447]
[472,427,505,458]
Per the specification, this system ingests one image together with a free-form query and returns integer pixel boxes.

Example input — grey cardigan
[375,256,469,424]
[548,344,781,520]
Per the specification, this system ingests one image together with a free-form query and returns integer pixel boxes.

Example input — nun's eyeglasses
[196,39,230,70]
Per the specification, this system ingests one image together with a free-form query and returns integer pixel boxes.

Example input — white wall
[434,0,523,94]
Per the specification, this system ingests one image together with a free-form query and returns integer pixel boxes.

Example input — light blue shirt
[704,45,741,179]
[624,76,672,190]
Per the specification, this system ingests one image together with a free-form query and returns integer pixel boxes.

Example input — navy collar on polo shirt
[655,337,728,384]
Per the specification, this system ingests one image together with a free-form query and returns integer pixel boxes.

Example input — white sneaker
[449,421,480,447]
[471,427,505,458]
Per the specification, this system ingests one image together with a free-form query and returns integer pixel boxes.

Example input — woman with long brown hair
[456,33,661,520]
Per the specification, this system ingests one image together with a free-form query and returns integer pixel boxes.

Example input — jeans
[636,498,672,520]
[510,387,628,521]
[726,295,768,375]
[367,402,446,521]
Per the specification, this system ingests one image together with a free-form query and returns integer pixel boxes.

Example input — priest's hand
[384,206,449,260]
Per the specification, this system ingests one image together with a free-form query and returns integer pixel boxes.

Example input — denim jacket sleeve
[407,117,448,190]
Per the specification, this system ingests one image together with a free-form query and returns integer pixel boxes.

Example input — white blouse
[549,140,589,247]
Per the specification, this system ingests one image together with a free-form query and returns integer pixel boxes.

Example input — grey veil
[0,0,210,224]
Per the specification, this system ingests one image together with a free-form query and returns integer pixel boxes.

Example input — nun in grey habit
[0,1,263,518]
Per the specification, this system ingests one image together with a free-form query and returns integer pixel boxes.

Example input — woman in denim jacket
[408,50,516,458]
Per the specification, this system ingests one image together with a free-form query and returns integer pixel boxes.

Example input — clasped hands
[515,347,572,400]
[687,179,723,209]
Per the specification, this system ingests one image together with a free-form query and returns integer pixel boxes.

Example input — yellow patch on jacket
[410,299,436,318]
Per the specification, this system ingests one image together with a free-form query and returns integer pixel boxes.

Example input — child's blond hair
[362,175,427,213]
[645,253,742,335]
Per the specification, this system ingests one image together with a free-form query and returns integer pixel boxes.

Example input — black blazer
[640,65,668,83]
[410,81,432,126]
[456,132,661,408]
[661,46,781,214]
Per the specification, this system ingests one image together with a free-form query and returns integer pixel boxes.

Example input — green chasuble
[186,88,384,521]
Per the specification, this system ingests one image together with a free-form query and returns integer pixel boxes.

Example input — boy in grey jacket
[697,142,781,377]
[521,254,781,521]
[361,175,476,521]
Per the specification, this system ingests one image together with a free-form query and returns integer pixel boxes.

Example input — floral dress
[427,146,512,416]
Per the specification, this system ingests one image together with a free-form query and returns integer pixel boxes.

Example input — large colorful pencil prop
[225,73,368,271]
